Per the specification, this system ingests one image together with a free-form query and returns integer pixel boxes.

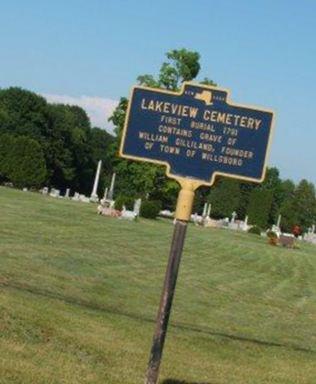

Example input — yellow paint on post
[175,180,201,221]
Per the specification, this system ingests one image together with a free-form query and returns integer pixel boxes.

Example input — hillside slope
[0,187,315,384]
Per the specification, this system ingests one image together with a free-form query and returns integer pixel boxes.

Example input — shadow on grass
[2,280,315,355]
[162,380,212,384]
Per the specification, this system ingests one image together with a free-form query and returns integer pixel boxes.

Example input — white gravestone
[228,212,238,230]
[79,194,90,203]
[50,188,60,198]
[90,160,102,202]
[202,203,208,217]
[120,205,137,220]
[72,192,80,201]
[276,214,282,229]
[107,172,116,200]
[207,203,211,218]
[133,198,142,217]
[241,215,249,231]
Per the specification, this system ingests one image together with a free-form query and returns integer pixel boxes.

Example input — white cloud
[43,93,118,134]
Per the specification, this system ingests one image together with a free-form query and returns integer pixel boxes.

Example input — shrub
[140,200,162,219]
[267,230,277,239]
[248,225,262,235]
[114,195,135,211]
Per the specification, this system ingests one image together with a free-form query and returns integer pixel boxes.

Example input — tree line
[1,49,315,232]
[0,87,114,194]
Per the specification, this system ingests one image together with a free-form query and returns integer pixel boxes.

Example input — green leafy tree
[207,178,241,219]
[0,87,115,194]
[0,87,48,139]
[45,104,78,188]
[294,180,316,230]
[247,189,273,229]
[150,170,180,211]
[279,179,295,203]
[3,136,47,188]
[280,179,316,232]
[0,133,14,181]
[136,75,159,89]
[138,49,202,91]
[110,48,216,206]
[237,181,256,219]
[277,179,296,231]
[45,103,104,194]
[113,161,158,197]
[200,77,217,86]
[261,167,283,225]
[159,49,200,90]
[238,167,284,226]
[279,197,297,232]
[108,97,128,155]
[192,186,211,215]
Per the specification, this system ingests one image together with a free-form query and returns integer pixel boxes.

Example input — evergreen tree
[279,197,297,232]
[247,189,273,229]
[3,136,47,188]
[295,180,316,229]
[207,178,241,219]
[280,179,315,232]
[238,181,256,219]
[261,167,283,225]
[279,179,296,203]
[0,133,14,181]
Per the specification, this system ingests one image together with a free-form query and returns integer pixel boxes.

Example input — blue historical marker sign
[120,82,274,185]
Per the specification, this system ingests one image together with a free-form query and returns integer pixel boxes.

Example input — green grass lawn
[0,186,315,384]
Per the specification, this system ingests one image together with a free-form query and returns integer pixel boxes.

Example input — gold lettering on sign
[160,115,182,125]
[199,132,223,143]
[141,98,198,118]
[201,153,243,167]
[175,138,198,149]
[139,131,168,144]
[158,125,192,138]
[190,121,216,132]
[203,110,262,130]
[160,145,180,155]
[221,146,254,159]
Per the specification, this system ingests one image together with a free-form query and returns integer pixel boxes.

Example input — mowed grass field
[0,187,315,384]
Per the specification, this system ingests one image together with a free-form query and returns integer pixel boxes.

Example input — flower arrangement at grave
[267,230,278,246]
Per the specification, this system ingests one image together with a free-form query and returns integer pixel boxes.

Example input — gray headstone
[133,198,142,216]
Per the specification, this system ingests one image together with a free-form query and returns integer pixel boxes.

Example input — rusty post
[145,220,188,384]
[145,181,198,384]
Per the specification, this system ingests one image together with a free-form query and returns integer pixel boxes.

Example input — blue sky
[0,0,315,184]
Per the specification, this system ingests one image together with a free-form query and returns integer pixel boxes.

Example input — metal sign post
[119,82,275,384]
[145,180,199,384]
